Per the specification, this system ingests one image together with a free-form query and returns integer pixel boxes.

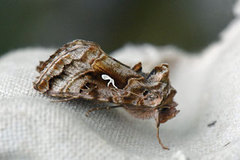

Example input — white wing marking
[101,74,118,89]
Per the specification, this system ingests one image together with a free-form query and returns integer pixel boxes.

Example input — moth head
[145,64,179,123]
[143,63,177,107]
[125,63,177,109]
[140,89,163,107]
[140,86,177,108]
[154,103,179,126]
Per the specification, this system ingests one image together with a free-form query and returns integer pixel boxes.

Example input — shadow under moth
[33,39,179,150]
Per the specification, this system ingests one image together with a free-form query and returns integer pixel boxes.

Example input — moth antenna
[85,105,122,117]
[51,97,76,102]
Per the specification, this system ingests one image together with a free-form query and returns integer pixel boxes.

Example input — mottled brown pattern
[33,39,179,150]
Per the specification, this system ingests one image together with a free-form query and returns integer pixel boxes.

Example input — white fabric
[1,2,240,159]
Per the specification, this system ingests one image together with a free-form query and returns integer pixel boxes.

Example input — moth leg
[157,125,169,150]
[85,105,121,117]
[155,109,169,150]
[51,97,77,102]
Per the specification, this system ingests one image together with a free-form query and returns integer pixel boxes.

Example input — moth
[33,39,179,150]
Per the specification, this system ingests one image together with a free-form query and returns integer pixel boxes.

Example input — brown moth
[33,39,179,150]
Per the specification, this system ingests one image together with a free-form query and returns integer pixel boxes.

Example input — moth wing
[33,39,102,93]
[46,69,118,102]
[34,39,146,103]
[91,55,143,89]
[47,55,144,102]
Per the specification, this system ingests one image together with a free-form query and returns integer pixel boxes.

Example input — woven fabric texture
[1,1,240,159]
